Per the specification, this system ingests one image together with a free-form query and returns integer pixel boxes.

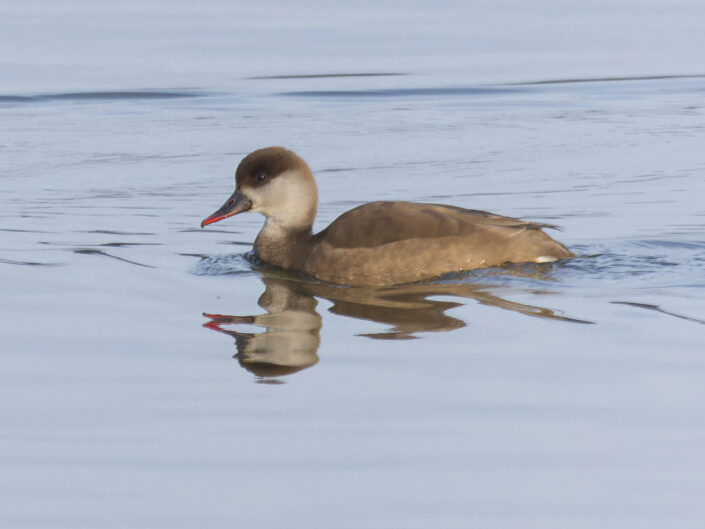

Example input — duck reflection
[203,279,322,379]
[203,268,591,382]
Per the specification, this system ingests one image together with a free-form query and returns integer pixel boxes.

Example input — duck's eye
[256,173,267,183]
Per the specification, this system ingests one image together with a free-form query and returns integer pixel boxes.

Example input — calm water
[2,2,705,528]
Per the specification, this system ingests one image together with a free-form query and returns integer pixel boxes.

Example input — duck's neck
[254,218,313,271]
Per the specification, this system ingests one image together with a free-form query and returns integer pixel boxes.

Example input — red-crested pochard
[201,147,575,285]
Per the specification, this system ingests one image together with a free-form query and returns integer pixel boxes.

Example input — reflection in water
[203,268,592,382]
[611,301,705,325]
[203,280,322,380]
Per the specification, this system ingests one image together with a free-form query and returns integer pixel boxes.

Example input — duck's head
[201,147,318,230]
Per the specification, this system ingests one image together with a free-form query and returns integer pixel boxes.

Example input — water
[2,2,705,528]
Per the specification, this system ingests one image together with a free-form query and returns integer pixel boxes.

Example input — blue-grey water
[2,2,705,528]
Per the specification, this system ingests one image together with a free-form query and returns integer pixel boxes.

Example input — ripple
[631,239,705,250]
[191,253,256,276]
[0,90,203,106]
[279,86,525,99]
[509,73,705,86]
[78,229,155,236]
[72,248,155,268]
[562,240,705,287]
[0,257,63,267]
[249,72,406,80]
[611,301,705,326]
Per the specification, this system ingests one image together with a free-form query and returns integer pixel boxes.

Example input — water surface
[2,2,705,528]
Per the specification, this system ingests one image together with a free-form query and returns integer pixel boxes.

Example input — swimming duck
[201,147,575,285]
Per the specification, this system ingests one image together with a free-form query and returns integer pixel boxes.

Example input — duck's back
[304,201,574,285]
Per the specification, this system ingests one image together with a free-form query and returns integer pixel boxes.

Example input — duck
[201,147,575,286]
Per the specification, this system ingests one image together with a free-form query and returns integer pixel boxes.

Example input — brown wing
[315,201,555,250]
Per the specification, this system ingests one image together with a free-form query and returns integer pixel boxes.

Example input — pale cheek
[241,187,264,212]
[249,183,287,214]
